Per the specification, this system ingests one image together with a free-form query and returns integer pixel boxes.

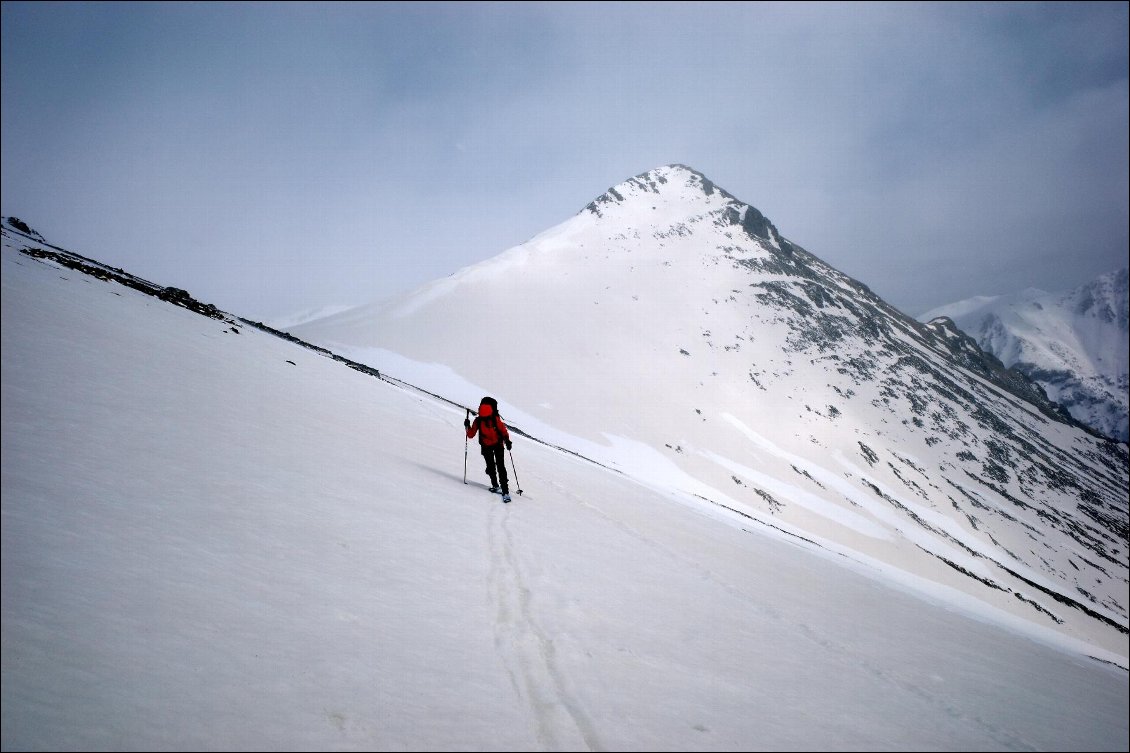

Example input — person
[464,396,513,502]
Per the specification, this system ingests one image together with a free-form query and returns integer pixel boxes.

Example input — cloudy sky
[2,1,1127,321]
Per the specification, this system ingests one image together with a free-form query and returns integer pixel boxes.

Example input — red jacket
[467,402,510,447]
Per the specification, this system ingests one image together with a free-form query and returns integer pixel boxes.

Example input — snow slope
[289,165,1129,662]
[922,270,1130,442]
[3,221,1128,750]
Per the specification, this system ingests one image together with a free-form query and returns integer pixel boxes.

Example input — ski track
[487,496,601,751]
[544,478,1039,750]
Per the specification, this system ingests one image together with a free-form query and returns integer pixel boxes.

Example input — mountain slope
[922,270,1130,443]
[4,217,1130,751]
[289,165,1130,659]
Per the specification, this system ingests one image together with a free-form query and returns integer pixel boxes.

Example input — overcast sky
[2,1,1127,321]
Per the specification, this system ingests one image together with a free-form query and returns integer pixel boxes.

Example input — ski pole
[463,409,470,484]
[508,446,523,495]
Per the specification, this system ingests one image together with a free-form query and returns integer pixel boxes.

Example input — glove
[464,418,471,429]
[505,439,512,450]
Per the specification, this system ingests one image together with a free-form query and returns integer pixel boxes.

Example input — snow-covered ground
[2,230,1127,750]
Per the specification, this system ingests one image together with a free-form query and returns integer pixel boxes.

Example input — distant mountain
[923,270,1129,443]
[289,165,1129,657]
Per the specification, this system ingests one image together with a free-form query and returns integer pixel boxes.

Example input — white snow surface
[3,215,1128,751]
[6,178,1120,741]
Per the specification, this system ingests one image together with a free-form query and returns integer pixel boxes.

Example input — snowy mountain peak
[923,268,1129,442]
[583,164,787,250]
[1073,268,1128,326]
[585,163,714,205]
[585,164,718,216]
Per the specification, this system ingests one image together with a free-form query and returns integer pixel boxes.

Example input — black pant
[481,443,508,493]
